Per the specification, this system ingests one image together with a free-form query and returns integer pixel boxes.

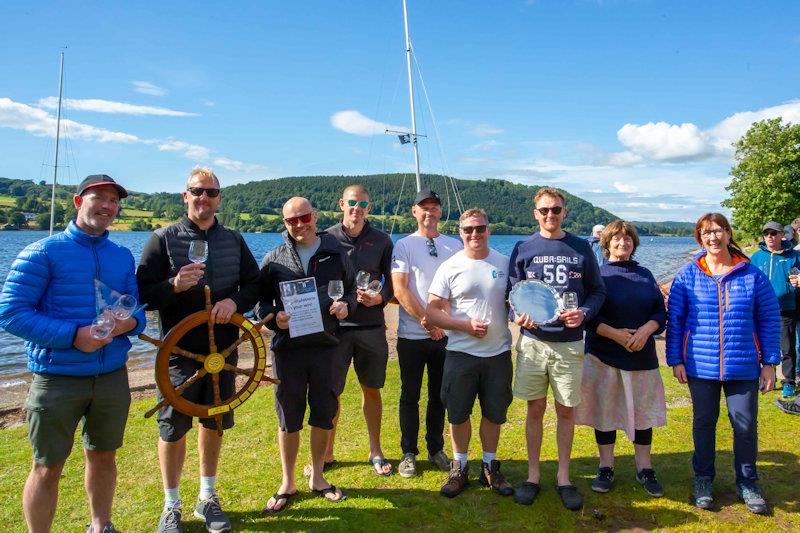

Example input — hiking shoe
[556,484,583,510]
[428,450,451,472]
[513,481,540,505]
[86,524,120,533]
[478,460,514,496]
[440,461,469,498]
[156,502,182,533]
[591,466,614,493]
[193,495,231,533]
[738,483,768,515]
[775,397,800,415]
[782,383,796,398]
[636,468,664,497]
[399,452,417,478]
[692,476,713,509]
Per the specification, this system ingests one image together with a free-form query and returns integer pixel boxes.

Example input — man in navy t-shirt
[507,187,606,510]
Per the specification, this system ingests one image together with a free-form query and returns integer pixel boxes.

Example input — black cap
[413,189,441,205]
[762,221,784,233]
[76,174,128,199]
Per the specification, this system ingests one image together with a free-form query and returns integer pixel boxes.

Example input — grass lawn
[0,363,797,532]
[0,195,16,207]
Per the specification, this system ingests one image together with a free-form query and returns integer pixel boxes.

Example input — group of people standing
[0,167,790,533]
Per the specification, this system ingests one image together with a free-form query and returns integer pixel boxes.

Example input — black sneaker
[478,460,514,496]
[513,481,540,505]
[440,461,469,498]
[194,495,231,533]
[738,483,768,515]
[556,484,583,511]
[636,468,664,497]
[692,476,713,509]
[591,467,614,493]
[775,398,800,415]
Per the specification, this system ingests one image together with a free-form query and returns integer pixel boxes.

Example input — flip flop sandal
[262,491,297,513]
[313,485,347,503]
[369,457,393,476]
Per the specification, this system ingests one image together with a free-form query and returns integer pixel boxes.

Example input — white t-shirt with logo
[391,233,462,339]
[427,249,512,357]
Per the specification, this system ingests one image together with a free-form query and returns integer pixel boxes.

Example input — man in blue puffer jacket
[750,221,800,398]
[0,175,145,533]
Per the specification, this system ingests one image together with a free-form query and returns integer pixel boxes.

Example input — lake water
[0,230,696,379]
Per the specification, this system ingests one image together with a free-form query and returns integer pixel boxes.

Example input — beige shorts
[513,336,584,407]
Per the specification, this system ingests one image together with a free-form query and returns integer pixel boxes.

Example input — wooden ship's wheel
[139,286,279,434]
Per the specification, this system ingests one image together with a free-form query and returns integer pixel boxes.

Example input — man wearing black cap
[751,221,800,399]
[391,189,461,478]
[0,174,145,533]
[137,167,260,533]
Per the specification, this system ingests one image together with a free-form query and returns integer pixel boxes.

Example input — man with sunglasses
[323,185,395,476]
[391,189,461,478]
[257,196,356,512]
[424,208,514,499]
[137,167,260,533]
[751,221,800,399]
[507,187,606,510]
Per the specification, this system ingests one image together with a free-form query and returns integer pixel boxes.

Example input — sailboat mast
[402,0,422,192]
[49,52,64,236]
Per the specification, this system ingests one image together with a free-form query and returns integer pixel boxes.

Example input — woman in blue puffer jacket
[666,213,780,515]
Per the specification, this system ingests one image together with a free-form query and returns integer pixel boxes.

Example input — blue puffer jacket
[749,241,800,311]
[0,221,146,376]
[666,251,780,381]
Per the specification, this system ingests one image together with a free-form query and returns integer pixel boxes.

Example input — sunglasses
[426,238,438,257]
[188,187,221,198]
[346,199,370,208]
[461,225,488,234]
[284,212,314,226]
[763,230,781,237]
[536,206,563,215]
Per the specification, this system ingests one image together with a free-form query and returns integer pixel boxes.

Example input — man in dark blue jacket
[0,174,145,533]
[507,187,606,511]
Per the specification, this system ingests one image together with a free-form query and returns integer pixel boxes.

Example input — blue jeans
[687,377,759,486]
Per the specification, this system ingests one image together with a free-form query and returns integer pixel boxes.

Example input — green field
[0,364,797,532]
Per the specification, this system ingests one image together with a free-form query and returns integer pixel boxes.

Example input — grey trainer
[156,502,182,533]
[194,495,231,533]
[692,476,713,509]
[399,452,417,478]
[86,523,120,533]
[428,450,451,472]
[738,483,768,514]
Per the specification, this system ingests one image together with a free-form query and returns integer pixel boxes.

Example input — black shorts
[332,326,389,395]
[441,350,513,425]
[273,346,338,433]
[157,352,237,442]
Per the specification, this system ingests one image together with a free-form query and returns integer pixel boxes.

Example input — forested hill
[220,174,617,234]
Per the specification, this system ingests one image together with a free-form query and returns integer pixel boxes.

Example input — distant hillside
[0,174,691,236]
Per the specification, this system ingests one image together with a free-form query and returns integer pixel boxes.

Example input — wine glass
[328,280,344,302]
[90,314,115,340]
[562,291,578,310]
[367,279,382,295]
[356,270,371,291]
[188,240,208,264]
[108,294,138,320]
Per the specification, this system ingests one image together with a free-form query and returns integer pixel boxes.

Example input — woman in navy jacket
[666,213,780,514]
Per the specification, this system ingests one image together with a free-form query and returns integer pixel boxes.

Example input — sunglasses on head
[426,238,438,257]
[188,187,221,198]
[461,225,488,234]
[536,206,563,215]
[284,212,313,226]
[346,199,369,208]
[763,230,780,237]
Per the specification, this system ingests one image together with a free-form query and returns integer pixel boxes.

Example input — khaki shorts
[513,336,584,407]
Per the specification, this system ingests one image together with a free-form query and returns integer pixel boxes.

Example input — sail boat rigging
[48,52,65,236]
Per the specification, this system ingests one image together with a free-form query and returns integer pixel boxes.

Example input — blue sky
[1,1,799,221]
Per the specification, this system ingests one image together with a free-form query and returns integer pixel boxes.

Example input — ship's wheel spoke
[222,363,252,377]
[171,347,206,364]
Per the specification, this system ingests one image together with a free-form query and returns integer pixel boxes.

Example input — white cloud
[330,110,406,136]
[470,140,503,152]
[613,181,638,193]
[604,151,643,167]
[0,97,141,143]
[706,100,800,153]
[38,97,197,117]
[132,80,168,97]
[201,99,216,107]
[617,122,712,161]
[158,140,211,160]
[468,123,504,137]
[212,157,266,174]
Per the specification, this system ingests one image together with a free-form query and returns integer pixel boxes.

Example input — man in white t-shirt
[391,189,461,478]
[425,208,514,499]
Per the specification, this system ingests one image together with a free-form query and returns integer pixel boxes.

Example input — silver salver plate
[508,279,562,325]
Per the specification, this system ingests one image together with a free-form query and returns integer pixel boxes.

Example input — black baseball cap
[76,174,128,199]
[414,189,441,205]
